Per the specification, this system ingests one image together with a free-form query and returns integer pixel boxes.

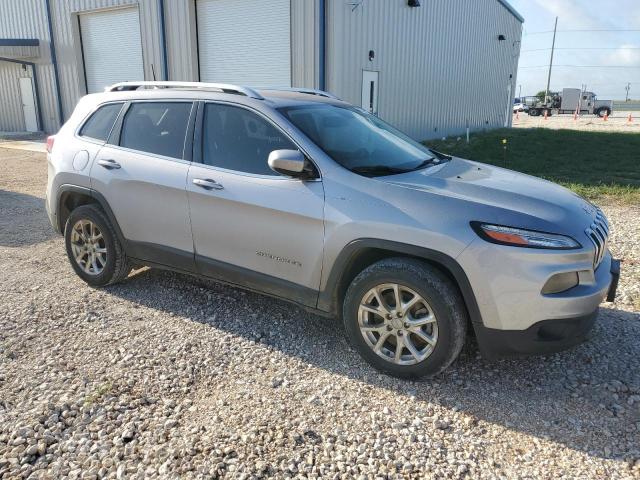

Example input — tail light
[46,135,55,153]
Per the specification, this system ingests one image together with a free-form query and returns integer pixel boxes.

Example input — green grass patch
[424,128,640,204]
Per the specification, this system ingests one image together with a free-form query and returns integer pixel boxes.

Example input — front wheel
[64,204,130,287]
[342,258,467,378]
[596,107,611,118]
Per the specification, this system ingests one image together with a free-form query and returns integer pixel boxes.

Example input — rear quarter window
[79,103,123,141]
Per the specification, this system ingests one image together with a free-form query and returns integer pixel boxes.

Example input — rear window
[119,102,193,159]
[79,103,123,141]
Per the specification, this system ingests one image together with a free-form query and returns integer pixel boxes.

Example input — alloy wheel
[70,219,107,275]
[357,283,438,365]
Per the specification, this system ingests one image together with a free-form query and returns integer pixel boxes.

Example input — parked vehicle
[527,88,613,117]
[513,102,528,113]
[46,81,620,378]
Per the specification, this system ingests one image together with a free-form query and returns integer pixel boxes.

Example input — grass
[424,128,640,204]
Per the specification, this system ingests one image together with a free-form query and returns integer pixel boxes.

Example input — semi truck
[526,88,613,118]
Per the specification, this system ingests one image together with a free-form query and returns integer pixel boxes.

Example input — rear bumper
[475,258,620,359]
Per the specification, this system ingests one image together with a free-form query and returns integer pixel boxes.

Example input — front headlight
[471,222,581,249]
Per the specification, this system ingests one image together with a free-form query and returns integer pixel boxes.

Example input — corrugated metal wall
[0,0,58,133]
[164,0,198,81]
[0,0,521,135]
[291,0,320,88]
[326,0,522,140]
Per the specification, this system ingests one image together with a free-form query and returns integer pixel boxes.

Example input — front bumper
[475,258,620,359]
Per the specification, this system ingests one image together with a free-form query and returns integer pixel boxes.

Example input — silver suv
[46,81,620,378]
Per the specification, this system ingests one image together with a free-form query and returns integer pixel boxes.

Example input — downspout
[0,57,45,132]
[318,0,326,91]
[44,0,64,128]
[158,0,169,80]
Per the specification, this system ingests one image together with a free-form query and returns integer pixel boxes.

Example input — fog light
[541,272,579,294]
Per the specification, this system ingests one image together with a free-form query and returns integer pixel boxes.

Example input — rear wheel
[64,205,130,287]
[528,108,539,116]
[342,258,467,378]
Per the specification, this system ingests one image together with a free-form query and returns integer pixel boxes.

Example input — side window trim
[75,101,126,145]
[195,101,320,179]
[106,101,131,146]
[107,100,195,162]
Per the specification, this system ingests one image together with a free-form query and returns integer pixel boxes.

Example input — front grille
[585,209,609,269]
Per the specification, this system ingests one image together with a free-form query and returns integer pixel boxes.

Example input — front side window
[202,103,296,176]
[79,103,123,141]
[279,104,440,177]
[120,102,192,159]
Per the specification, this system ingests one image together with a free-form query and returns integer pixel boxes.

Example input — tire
[528,108,539,117]
[342,258,467,378]
[596,107,610,118]
[64,204,130,287]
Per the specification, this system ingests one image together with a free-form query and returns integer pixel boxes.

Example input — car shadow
[106,266,640,462]
[0,190,57,247]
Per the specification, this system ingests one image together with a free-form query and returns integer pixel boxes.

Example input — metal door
[361,70,379,115]
[19,77,38,132]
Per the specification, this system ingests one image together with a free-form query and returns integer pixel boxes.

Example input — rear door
[186,102,325,306]
[90,101,196,270]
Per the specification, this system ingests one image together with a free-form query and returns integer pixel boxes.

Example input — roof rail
[106,81,264,99]
[257,86,340,100]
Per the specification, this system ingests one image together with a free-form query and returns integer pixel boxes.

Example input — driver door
[186,102,325,307]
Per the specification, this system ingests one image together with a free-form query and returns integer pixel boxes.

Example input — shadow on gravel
[109,267,640,462]
[0,190,57,247]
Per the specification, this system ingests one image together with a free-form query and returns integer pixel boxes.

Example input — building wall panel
[164,0,198,81]
[291,0,319,88]
[326,0,522,140]
[0,0,58,133]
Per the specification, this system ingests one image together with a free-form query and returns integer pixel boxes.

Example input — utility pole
[518,84,522,99]
[544,16,558,105]
[625,82,631,102]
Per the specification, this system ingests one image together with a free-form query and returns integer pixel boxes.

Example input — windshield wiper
[428,149,452,160]
[406,157,437,172]
[350,165,409,177]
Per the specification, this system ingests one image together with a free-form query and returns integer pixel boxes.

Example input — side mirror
[268,149,316,179]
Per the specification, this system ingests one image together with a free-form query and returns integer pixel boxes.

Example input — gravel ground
[512,110,640,133]
[1,148,639,479]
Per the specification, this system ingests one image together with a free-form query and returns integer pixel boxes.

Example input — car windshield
[278,103,442,176]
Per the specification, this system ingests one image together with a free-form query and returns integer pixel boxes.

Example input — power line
[525,29,640,35]
[522,47,640,52]
[519,65,640,69]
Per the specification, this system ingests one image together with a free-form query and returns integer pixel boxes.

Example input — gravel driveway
[1,148,639,479]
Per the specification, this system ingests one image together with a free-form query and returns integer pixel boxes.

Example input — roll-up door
[80,7,145,93]
[197,0,291,86]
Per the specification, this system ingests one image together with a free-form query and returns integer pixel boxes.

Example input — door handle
[193,178,224,190]
[97,159,121,170]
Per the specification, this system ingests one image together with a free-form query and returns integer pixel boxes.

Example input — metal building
[0,0,523,139]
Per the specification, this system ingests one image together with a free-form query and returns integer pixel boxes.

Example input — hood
[381,157,597,230]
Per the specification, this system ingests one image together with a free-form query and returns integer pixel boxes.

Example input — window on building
[79,103,123,141]
[202,103,296,176]
[120,102,193,159]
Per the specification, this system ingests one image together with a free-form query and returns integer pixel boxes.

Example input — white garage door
[197,0,291,87]
[80,8,144,93]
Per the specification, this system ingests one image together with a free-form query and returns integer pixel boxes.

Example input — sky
[508,0,640,100]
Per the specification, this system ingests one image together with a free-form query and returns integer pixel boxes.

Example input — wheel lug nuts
[387,325,392,331]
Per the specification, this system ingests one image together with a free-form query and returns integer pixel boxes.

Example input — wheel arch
[56,185,125,245]
[318,239,484,327]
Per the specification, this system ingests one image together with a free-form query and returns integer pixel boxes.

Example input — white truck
[527,88,613,117]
